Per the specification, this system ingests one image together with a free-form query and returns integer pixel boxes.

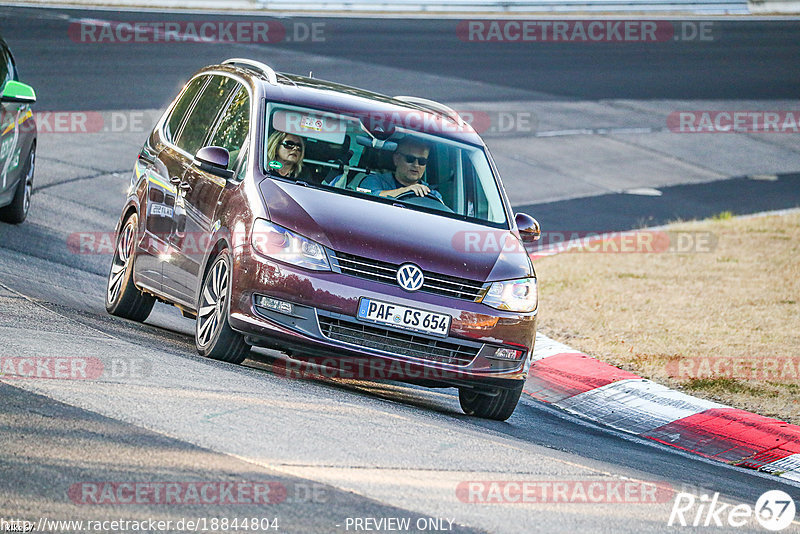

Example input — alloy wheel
[22,150,34,215]
[197,258,229,347]
[107,219,135,304]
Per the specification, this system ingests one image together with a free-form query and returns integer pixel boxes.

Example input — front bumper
[228,246,537,390]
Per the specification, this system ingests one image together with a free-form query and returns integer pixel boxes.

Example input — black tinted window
[164,76,207,143]
[0,44,10,91]
[176,75,237,156]
[209,86,250,170]
[6,48,15,82]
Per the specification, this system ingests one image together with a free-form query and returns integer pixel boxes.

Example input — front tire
[459,382,523,421]
[196,251,250,364]
[0,146,35,224]
[106,213,155,321]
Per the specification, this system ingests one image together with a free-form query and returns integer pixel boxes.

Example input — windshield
[264,103,509,228]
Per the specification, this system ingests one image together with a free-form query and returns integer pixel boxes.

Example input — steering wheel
[394,190,453,212]
[395,190,447,205]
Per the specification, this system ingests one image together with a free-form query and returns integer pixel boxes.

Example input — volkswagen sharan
[107,58,541,420]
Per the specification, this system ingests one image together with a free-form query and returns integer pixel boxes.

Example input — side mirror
[194,146,234,180]
[1,81,36,104]
[515,212,541,253]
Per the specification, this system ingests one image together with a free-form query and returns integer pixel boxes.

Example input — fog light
[255,295,293,315]
[490,348,524,361]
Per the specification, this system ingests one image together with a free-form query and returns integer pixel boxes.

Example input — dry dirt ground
[534,210,800,424]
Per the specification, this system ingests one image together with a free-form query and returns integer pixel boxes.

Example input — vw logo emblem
[396,263,424,291]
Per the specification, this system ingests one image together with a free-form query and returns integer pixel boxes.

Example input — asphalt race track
[1,6,799,534]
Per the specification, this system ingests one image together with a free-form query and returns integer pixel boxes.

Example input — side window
[164,76,207,143]
[0,45,10,92]
[209,86,250,170]
[176,75,237,157]
[6,49,16,82]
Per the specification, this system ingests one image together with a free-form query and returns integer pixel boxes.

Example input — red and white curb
[526,334,800,481]
[525,209,800,481]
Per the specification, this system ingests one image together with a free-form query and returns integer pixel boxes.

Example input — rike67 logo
[669,490,796,531]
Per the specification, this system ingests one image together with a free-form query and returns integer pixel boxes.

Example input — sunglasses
[398,152,428,166]
[281,140,303,151]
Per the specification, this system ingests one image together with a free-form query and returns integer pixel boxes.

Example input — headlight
[480,277,537,313]
[251,219,330,271]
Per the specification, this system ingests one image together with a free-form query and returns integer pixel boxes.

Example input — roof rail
[275,72,298,87]
[222,58,278,85]
[393,96,466,126]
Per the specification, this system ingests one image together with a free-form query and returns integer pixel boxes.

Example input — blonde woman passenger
[266,131,305,178]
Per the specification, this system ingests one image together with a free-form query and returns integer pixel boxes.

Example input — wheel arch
[195,237,232,307]
[115,203,140,236]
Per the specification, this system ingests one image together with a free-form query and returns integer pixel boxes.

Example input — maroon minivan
[107,58,540,420]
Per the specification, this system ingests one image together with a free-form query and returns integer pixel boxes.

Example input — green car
[0,35,36,224]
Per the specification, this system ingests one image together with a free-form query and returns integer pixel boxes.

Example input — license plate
[357,298,451,338]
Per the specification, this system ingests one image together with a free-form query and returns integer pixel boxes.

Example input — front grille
[330,251,485,301]
[318,316,480,367]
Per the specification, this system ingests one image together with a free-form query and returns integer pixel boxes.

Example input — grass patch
[535,211,800,423]
[711,211,734,221]
[683,378,777,397]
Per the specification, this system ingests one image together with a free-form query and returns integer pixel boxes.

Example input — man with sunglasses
[361,137,442,201]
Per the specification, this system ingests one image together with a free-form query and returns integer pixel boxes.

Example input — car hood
[259,179,532,282]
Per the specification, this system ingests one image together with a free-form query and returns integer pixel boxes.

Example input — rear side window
[164,76,207,143]
[209,86,250,170]
[0,44,11,92]
[176,75,238,157]
[6,48,16,82]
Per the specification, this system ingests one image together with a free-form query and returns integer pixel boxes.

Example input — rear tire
[196,251,250,364]
[105,213,155,322]
[459,382,523,421]
[0,146,35,224]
